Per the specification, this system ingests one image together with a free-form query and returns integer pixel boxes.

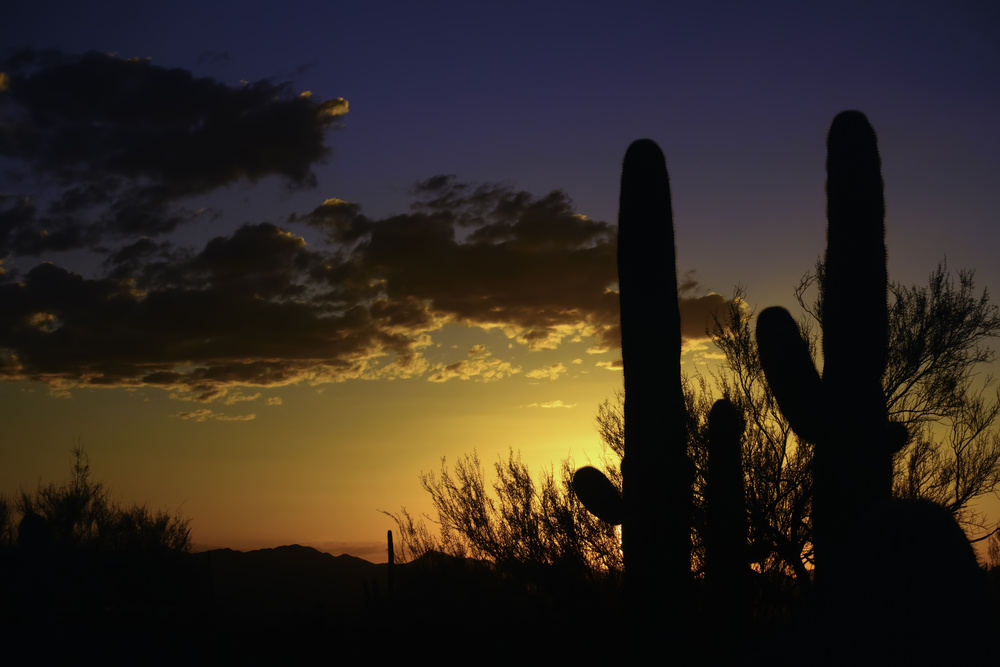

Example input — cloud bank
[0,49,346,254]
[0,53,740,403]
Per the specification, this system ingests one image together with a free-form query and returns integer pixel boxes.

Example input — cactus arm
[572,466,624,526]
[755,306,825,444]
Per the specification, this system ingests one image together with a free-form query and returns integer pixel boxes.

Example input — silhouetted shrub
[386,449,621,581]
[0,446,191,553]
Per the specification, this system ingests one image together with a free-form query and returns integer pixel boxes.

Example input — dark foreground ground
[0,545,625,663]
[2,545,999,664]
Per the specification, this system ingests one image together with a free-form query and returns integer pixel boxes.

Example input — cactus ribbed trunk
[818,110,891,574]
[617,139,691,638]
[704,398,748,629]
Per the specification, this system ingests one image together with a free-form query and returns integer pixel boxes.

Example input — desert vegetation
[0,446,191,553]
[385,112,1000,661]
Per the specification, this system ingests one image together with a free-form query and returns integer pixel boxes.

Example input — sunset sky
[1,1,998,561]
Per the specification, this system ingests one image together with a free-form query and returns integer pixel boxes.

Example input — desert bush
[0,445,191,553]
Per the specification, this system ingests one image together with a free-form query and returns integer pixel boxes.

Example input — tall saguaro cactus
[573,139,691,637]
[755,111,905,581]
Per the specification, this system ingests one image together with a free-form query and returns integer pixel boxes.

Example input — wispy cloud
[427,345,522,383]
[174,409,256,422]
[223,392,262,405]
[526,363,567,381]
[524,400,576,409]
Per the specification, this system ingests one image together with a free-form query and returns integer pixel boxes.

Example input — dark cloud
[0,161,736,400]
[302,177,621,350]
[0,49,346,253]
[293,198,366,242]
[679,291,745,342]
[189,223,318,299]
[0,257,390,399]
[0,177,623,398]
[103,237,188,283]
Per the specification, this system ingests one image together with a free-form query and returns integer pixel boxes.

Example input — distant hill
[1,543,399,661]
[0,542,626,662]
[195,544,382,618]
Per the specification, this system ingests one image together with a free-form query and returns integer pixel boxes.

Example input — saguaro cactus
[703,398,749,628]
[573,139,691,637]
[387,529,395,598]
[755,111,906,581]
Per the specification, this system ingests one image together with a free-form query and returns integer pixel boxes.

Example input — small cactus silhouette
[387,529,395,598]
[755,111,906,581]
[703,398,750,628]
